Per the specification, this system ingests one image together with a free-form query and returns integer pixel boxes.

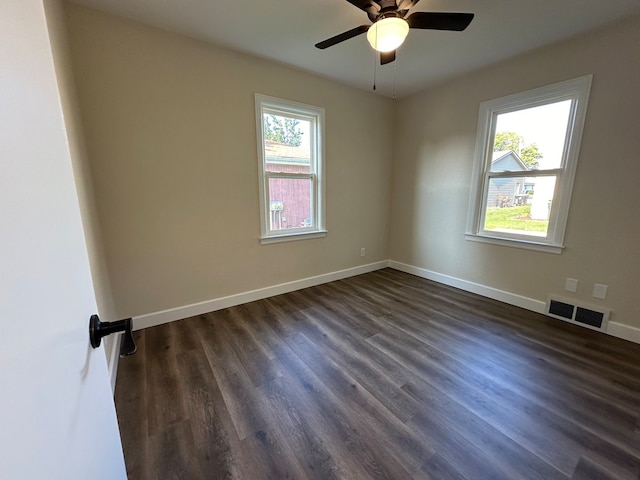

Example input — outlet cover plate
[564,278,579,293]
[592,283,608,299]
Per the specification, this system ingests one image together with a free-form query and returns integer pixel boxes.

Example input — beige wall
[389,14,640,331]
[63,3,394,318]
[44,0,120,371]
[61,2,639,336]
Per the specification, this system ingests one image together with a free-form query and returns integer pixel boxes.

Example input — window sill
[464,233,564,254]
[260,230,328,245]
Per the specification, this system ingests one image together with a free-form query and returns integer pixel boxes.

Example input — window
[466,75,592,254]
[255,94,326,244]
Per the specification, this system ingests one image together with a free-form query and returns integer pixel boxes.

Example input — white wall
[0,1,126,476]
[389,14,640,339]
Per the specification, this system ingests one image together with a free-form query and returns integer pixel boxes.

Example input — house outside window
[255,94,326,244]
[465,75,592,254]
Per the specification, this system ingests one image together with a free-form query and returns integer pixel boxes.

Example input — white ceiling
[67,0,640,98]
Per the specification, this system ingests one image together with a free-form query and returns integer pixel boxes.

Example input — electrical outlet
[564,278,579,293]
[360,248,365,257]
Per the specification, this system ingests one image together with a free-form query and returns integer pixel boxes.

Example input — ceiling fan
[315,0,474,65]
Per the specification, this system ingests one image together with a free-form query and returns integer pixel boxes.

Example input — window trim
[465,75,592,254]
[255,94,326,244]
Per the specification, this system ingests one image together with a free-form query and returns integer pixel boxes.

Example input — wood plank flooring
[114,268,640,479]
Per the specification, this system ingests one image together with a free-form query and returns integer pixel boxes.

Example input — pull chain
[392,51,397,101]
[373,54,377,91]
[372,25,378,91]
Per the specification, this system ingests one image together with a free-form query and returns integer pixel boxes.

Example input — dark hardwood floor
[115,268,640,479]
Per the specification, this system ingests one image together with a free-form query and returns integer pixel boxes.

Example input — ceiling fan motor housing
[367,0,407,23]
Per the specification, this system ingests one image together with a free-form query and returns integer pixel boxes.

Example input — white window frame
[255,94,326,244]
[465,75,592,254]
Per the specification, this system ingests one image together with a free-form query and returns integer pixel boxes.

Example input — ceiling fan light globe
[366,17,409,52]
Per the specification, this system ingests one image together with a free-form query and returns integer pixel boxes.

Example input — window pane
[263,113,311,174]
[483,175,557,237]
[268,177,312,231]
[491,100,572,172]
[466,75,591,251]
[256,94,325,242]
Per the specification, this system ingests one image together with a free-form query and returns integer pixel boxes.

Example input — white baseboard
[388,260,546,313]
[605,322,640,344]
[132,261,388,331]
[128,258,639,347]
[387,260,640,345]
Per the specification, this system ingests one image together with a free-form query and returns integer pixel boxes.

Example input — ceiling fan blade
[407,12,474,31]
[380,50,396,65]
[315,25,370,49]
[397,0,421,11]
[345,0,380,15]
